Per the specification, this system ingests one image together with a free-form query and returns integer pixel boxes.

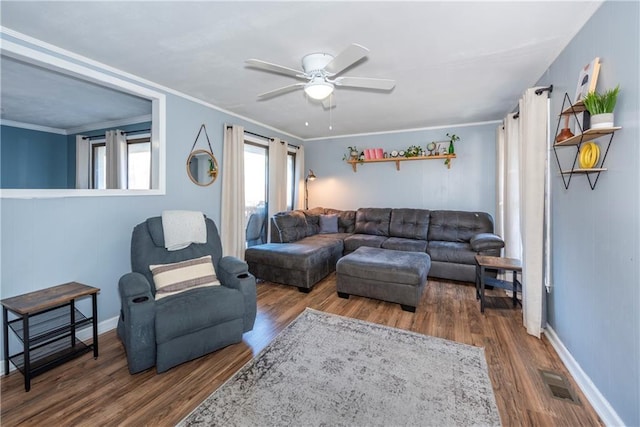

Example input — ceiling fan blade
[257,83,305,99]
[246,59,304,78]
[334,76,396,90]
[324,44,369,76]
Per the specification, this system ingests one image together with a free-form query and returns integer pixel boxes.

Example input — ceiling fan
[246,43,395,106]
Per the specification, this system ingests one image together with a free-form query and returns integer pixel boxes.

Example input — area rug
[177,308,501,426]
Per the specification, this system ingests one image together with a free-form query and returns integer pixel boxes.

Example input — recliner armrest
[470,233,505,252]
[119,272,153,300]
[218,256,249,277]
[218,256,257,333]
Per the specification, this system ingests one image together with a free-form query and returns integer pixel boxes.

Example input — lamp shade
[306,169,316,181]
[304,78,334,100]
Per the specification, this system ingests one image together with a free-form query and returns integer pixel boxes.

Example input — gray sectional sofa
[245,207,504,292]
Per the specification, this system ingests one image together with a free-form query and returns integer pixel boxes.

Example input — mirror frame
[186,149,219,187]
[0,35,166,199]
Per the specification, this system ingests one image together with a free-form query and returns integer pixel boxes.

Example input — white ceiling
[1,56,152,132]
[0,1,602,140]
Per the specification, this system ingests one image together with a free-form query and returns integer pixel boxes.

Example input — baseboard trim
[544,326,625,426]
[1,315,119,374]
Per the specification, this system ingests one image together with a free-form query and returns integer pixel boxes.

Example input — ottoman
[336,246,431,312]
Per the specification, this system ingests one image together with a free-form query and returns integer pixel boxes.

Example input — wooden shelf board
[554,127,621,146]
[347,154,456,171]
[560,168,607,175]
[560,100,586,116]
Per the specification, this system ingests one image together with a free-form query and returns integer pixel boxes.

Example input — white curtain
[75,135,90,189]
[518,87,550,337]
[294,145,305,210]
[221,124,246,259]
[105,129,127,189]
[268,137,288,241]
[503,113,523,262]
[496,87,550,338]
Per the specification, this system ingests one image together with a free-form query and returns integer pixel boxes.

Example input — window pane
[286,153,295,211]
[93,145,106,189]
[128,141,151,189]
[244,143,268,246]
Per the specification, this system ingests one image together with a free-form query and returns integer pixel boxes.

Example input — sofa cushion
[381,237,428,252]
[389,208,430,240]
[427,241,477,265]
[155,286,243,344]
[272,211,308,243]
[354,208,391,236]
[303,207,325,236]
[319,214,339,234]
[149,255,220,300]
[427,211,494,243]
[325,209,356,233]
[343,234,388,252]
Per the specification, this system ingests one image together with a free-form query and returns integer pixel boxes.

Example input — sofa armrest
[218,256,257,332]
[470,233,505,252]
[117,272,156,374]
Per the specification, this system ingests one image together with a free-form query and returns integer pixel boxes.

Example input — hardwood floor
[1,274,602,426]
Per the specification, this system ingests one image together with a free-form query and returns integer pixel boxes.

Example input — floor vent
[539,369,581,405]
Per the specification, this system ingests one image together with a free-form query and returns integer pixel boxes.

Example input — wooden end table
[1,282,99,391]
[475,255,522,313]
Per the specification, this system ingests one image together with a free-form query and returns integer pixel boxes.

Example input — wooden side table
[1,282,99,391]
[475,255,522,313]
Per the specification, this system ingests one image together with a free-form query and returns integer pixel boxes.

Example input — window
[92,143,106,189]
[127,138,151,190]
[90,134,151,189]
[286,151,296,211]
[244,142,268,245]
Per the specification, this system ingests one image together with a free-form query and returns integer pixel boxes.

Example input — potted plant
[444,133,459,166]
[342,146,360,161]
[446,133,459,155]
[582,85,620,129]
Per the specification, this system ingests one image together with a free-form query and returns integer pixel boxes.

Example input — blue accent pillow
[319,214,339,234]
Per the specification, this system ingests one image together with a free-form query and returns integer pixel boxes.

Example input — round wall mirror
[187,149,218,186]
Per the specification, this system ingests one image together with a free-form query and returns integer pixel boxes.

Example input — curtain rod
[82,128,151,140]
[535,85,553,96]
[512,85,553,120]
[226,125,300,149]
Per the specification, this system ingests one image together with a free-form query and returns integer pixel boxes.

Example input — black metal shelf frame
[552,92,617,190]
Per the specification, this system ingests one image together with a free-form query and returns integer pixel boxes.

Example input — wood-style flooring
[0,274,603,426]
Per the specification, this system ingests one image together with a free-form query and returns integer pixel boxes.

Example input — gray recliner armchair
[117,216,257,374]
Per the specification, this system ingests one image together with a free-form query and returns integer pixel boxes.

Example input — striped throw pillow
[150,255,220,300]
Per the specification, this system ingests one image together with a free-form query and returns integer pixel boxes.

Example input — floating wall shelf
[553,92,621,190]
[347,154,456,172]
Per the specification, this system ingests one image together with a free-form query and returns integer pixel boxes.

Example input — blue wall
[304,123,498,216]
[0,38,300,359]
[1,125,69,188]
[537,2,639,425]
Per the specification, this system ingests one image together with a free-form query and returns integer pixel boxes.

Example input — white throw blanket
[161,210,207,251]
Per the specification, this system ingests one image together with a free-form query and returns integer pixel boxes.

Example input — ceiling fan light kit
[305,78,334,100]
[247,44,395,103]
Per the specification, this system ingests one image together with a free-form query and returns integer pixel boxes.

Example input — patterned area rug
[178,308,501,426]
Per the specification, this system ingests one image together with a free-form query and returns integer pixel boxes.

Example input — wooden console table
[1,282,99,391]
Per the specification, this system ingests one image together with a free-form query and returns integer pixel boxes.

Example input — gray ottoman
[336,247,431,312]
